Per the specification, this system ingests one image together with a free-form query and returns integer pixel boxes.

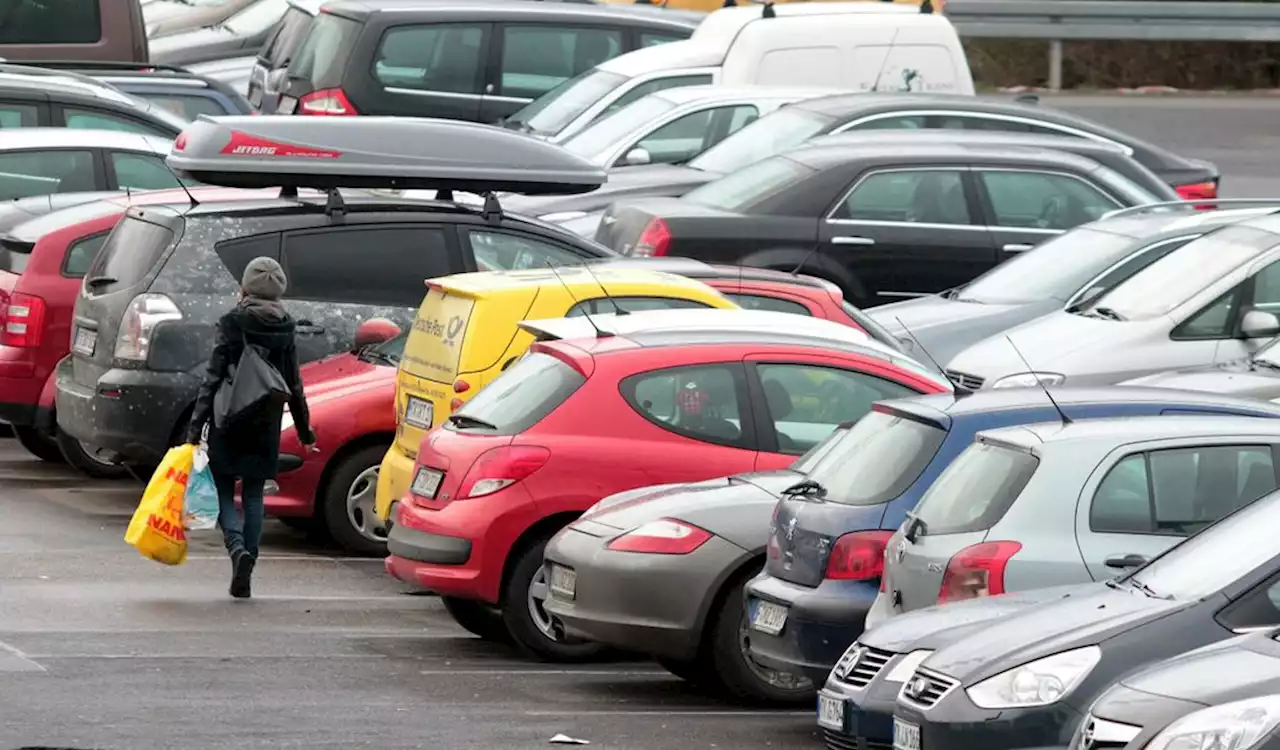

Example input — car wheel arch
[692,549,765,655]
[499,511,583,605]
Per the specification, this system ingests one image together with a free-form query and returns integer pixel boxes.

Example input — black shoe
[230,549,255,599]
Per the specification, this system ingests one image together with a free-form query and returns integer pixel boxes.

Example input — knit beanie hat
[241,256,287,301]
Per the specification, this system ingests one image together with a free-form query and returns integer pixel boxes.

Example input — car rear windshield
[513,69,628,137]
[683,155,815,213]
[447,352,585,435]
[287,11,361,89]
[792,424,850,474]
[957,228,1138,305]
[85,216,176,295]
[805,409,946,506]
[0,238,33,274]
[260,6,315,67]
[689,107,831,176]
[912,441,1039,536]
[561,95,678,162]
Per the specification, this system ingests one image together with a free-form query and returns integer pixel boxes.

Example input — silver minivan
[246,0,321,113]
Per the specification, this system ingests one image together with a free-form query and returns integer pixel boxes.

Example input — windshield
[1082,225,1280,320]
[806,410,946,506]
[912,441,1039,536]
[1129,487,1280,600]
[449,352,585,435]
[511,69,628,136]
[683,155,815,213]
[689,107,831,175]
[957,228,1139,305]
[560,95,677,162]
[369,330,407,364]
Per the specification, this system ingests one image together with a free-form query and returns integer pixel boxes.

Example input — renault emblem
[1079,719,1096,750]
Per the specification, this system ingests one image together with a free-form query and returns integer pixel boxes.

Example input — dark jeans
[213,472,265,560]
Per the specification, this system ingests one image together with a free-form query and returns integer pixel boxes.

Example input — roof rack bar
[0,59,191,74]
[1101,198,1280,220]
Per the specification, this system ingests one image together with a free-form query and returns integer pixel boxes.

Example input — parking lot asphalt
[0,438,817,750]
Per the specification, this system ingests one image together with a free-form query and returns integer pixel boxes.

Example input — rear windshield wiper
[903,510,928,543]
[84,275,117,288]
[446,414,499,430]
[781,478,827,500]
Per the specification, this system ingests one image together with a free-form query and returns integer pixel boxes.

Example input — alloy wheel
[345,466,388,543]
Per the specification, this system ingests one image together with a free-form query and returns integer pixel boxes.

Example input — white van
[506,2,974,143]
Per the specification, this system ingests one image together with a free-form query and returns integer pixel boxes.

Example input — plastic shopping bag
[183,448,219,531]
[124,444,193,565]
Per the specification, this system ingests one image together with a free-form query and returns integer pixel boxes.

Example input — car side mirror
[1104,553,1148,570]
[353,318,400,350]
[1241,309,1280,340]
[623,147,651,167]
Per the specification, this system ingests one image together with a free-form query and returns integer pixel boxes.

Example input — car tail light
[937,541,1022,604]
[114,293,182,361]
[1174,180,1218,209]
[456,445,550,499]
[632,218,671,257]
[299,88,358,116]
[1,292,46,348]
[607,518,712,555]
[825,530,893,581]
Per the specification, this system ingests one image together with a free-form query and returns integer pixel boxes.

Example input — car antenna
[547,261,613,338]
[1005,334,1071,425]
[762,0,776,17]
[920,0,934,14]
[580,261,628,316]
[893,316,948,381]
[142,135,198,207]
[790,246,820,277]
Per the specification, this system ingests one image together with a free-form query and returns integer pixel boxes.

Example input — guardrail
[944,0,1280,90]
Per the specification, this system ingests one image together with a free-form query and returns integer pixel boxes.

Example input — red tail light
[607,518,712,555]
[1,292,46,348]
[937,541,1022,603]
[633,218,671,257]
[825,530,893,581]
[298,88,358,116]
[457,445,550,499]
[1174,180,1218,210]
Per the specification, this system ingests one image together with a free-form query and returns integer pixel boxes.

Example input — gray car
[1126,335,1280,400]
[870,414,1280,627]
[944,212,1280,392]
[149,0,287,66]
[873,202,1280,364]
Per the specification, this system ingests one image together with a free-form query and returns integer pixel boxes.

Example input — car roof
[430,265,720,298]
[0,66,139,105]
[782,141,1104,172]
[648,84,845,107]
[595,256,833,290]
[323,0,702,27]
[808,130,1128,156]
[0,128,172,152]
[884,386,1280,422]
[1088,203,1280,238]
[978,413,1280,451]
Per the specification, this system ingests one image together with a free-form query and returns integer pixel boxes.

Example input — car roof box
[166,116,606,196]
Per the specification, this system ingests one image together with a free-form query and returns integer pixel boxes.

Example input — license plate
[751,600,788,635]
[277,95,297,114]
[72,327,97,356]
[549,564,576,600]
[410,467,443,499]
[893,719,921,750]
[404,397,434,429]
[817,692,846,732]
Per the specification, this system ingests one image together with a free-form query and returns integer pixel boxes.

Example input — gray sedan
[1125,334,1280,399]
[871,414,1280,625]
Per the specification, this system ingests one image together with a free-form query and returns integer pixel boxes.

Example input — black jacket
[186,306,313,480]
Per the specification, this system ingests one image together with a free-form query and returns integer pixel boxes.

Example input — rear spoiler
[518,316,620,342]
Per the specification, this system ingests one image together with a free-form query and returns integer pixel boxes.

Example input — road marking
[0,640,46,672]
[28,653,390,659]
[416,669,665,676]
[524,710,812,717]
[184,555,387,562]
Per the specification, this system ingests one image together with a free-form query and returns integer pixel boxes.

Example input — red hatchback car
[384,309,950,660]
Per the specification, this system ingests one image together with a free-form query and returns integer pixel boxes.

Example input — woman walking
[186,257,314,598]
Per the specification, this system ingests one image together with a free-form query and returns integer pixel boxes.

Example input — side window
[622,364,749,449]
[215,233,282,282]
[833,169,971,225]
[0,102,39,128]
[1173,288,1240,340]
[630,106,757,167]
[1219,570,1280,631]
[756,363,919,455]
[725,293,812,316]
[978,170,1120,231]
[566,296,711,317]
[283,227,452,307]
[1250,260,1280,315]
[938,115,1031,132]
[63,230,110,278]
[602,74,713,117]
[63,108,166,136]
[0,0,100,43]
[640,32,683,48]
[1091,446,1277,535]
[0,150,95,200]
[373,24,486,95]
[145,94,232,120]
[467,230,584,271]
[501,26,623,100]
[110,152,193,191]
[846,114,927,131]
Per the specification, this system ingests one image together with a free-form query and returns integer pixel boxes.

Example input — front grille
[834,646,894,689]
[944,369,985,391]
[821,732,891,750]
[898,667,958,710]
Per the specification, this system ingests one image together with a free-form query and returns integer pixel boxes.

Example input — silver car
[1126,333,1280,399]
[869,414,1280,627]
[945,212,1280,391]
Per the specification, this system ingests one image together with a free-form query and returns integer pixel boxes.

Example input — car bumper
[818,664,906,749]
[375,443,414,522]
[54,358,194,461]
[0,346,53,429]
[541,521,746,661]
[745,571,877,684]
[894,685,1084,750]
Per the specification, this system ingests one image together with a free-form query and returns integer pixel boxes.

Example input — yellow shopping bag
[125,444,195,565]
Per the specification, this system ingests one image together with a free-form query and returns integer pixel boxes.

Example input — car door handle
[295,320,325,336]
[832,236,875,246]
[1002,243,1034,253]
[1104,553,1149,569]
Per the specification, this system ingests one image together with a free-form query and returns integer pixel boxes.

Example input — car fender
[738,247,865,303]
[690,548,761,650]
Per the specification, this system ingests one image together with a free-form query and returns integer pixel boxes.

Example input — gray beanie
[241,256,287,301]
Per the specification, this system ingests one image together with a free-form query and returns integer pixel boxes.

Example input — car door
[817,166,994,304]
[105,150,192,191]
[368,22,491,121]
[460,226,596,272]
[1077,442,1280,580]
[972,167,1125,259]
[618,104,760,169]
[480,23,624,124]
[0,148,101,199]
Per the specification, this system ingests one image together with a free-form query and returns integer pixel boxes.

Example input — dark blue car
[743,386,1280,686]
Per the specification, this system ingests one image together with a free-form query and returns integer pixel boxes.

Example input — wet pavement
[0,439,816,750]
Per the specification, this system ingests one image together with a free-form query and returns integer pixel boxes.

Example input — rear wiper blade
[781,478,827,500]
[84,275,117,287]
[903,510,927,543]
[446,413,498,430]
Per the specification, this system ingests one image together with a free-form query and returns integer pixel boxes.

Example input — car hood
[871,296,1049,363]
[922,583,1184,684]
[500,164,711,217]
[1123,361,1280,400]
[1117,631,1280,705]
[299,352,395,405]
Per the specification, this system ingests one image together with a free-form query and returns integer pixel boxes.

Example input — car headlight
[1146,695,1280,750]
[965,645,1100,709]
[991,372,1066,389]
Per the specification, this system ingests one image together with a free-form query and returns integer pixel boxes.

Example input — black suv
[12,61,256,119]
[279,0,701,121]
[0,64,189,137]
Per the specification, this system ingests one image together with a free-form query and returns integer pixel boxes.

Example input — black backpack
[213,332,290,428]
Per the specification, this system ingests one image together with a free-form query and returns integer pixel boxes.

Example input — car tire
[54,427,128,479]
[319,444,390,556]
[708,568,815,705]
[502,536,604,662]
[14,426,65,464]
[442,596,513,643]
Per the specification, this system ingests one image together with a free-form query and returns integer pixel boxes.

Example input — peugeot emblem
[1079,719,1096,750]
